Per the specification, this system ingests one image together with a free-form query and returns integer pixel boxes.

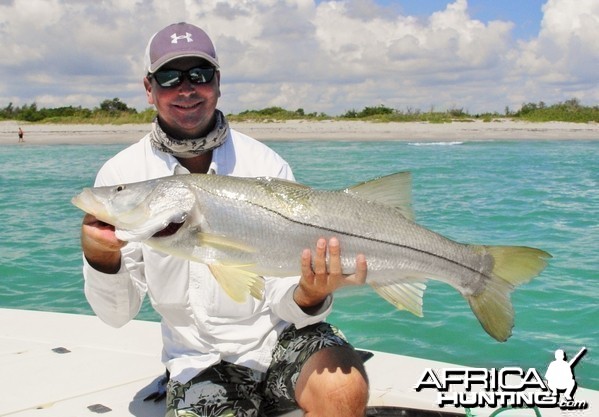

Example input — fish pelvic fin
[370,279,427,317]
[208,264,265,303]
[467,245,552,342]
[345,172,414,220]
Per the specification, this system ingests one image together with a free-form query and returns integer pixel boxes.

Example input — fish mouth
[71,189,113,224]
[152,222,184,238]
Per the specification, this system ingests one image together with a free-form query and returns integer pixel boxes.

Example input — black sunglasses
[150,67,217,88]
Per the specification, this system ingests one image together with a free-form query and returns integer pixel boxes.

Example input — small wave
[408,141,464,146]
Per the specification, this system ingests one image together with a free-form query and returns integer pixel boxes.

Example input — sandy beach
[1,119,598,145]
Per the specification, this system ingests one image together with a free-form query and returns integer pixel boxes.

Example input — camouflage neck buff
[150,109,229,158]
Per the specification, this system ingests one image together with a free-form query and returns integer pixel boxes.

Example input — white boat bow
[1,308,596,417]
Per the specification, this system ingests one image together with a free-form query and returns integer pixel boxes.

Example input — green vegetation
[228,107,328,122]
[512,98,599,123]
[337,105,471,123]
[0,98,156,124]
[1,98,598,124]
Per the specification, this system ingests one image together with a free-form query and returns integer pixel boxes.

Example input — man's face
[144,57,221,139]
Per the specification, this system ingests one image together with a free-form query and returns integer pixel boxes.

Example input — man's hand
[81,213,125,274]
[294,237,367,311]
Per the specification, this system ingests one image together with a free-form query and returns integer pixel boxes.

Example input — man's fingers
[313,238,327,275]
[327,237,342,275]
[301,237,367,286]
[350,253,368,285]
[300,248,314,283]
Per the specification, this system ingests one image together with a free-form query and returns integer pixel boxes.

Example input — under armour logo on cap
[144,22,219,74]
[171,32,193,44]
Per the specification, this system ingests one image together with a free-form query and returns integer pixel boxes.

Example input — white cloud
[511,0,599,103]
[0,0,597,115]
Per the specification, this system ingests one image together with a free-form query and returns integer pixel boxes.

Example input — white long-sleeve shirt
[83,129,332,383]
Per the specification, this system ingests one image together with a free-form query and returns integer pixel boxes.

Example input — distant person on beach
[18,127,24,142]
[78,22,369,417]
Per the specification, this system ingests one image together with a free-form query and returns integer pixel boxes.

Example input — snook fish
[72,172,551,342]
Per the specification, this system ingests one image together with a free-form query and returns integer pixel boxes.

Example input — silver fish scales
[73,172,551,341]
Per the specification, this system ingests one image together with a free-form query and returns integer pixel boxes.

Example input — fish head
[72,177,196,241]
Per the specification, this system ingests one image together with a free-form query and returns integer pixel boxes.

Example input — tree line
[1,98,598,124]
[0,98,155,124]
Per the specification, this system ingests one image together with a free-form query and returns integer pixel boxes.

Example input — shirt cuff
[282,284,333,329]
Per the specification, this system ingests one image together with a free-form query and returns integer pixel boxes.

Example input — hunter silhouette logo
[545,347,587,402]
[413,346,589,411]
[171,32,193,44]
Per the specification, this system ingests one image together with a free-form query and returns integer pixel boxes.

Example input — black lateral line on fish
[203,187,490,280]
[285,214,488,279]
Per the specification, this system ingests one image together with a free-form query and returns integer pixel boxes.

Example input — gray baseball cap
[144,22,219,74]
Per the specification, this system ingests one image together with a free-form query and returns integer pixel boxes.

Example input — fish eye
[115,185,126,192]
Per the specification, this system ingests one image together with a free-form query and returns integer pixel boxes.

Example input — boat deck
[1,308,595,417]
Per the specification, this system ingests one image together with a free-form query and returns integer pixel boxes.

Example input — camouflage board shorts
[165,322,351,417]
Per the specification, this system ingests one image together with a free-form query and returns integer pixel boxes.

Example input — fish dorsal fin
[208,264,265,302]
[344,172,414,220]
[369,278,427,317]
[256,176,311,190]
[256,177,312,201]
[254,177,314,216]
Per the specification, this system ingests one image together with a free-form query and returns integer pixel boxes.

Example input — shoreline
[1,119,598,145]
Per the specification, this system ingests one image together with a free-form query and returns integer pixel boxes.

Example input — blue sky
[316,0,547,39]
[399,0,545,39]
[0,0,597,115]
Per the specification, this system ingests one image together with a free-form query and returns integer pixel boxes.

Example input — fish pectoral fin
[370,279,427,317]
[197,232,256,254]
[208,264,265,303]
[344,172,414,220]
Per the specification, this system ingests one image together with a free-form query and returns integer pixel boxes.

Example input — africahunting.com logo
[413,347,589,411]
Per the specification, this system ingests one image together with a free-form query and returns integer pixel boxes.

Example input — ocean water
[1,139,597,390]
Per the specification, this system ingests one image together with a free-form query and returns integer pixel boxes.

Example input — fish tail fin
[467,245,551,342]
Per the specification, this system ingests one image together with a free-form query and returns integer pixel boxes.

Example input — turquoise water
[1,139,597,390]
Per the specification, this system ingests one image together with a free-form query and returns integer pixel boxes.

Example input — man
[80,22,369,417]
